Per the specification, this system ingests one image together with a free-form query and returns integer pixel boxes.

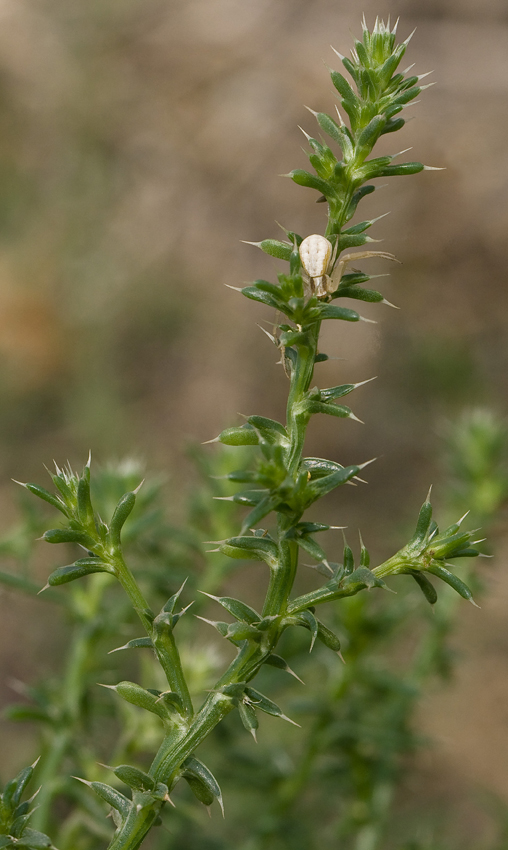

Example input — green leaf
[2,765,34,809]
[89,782,131,818]
[238,701,259,739]
[113,765,155,792]
[330,70,357,104]
[336,233,370,251]
[43,528,96,548]
[202,594,261,625]
[393,85,421,105]
[411,497,433,545]
[410,571,438,605]
[219,536,279,568]
[381,117,405,134]
[217,425,259,446]
[289,170,333,196]
[306,401,354,419]
[357,114,387,151]
[345,185,376,221]
[334,286,383,303]
[224,622,263,643]
[109,682,170,721]
[109,637,153,653]
[241,287,284,311]
[315,112,353,158]
[247,416,288,445]
[244,687,299,726]
[295,535,328,564]
[343,540,355,575]
[305,465,360,503]
[239,493,281,535]
[230,489,269,507]
[76,475,94,527]
[109,491,137,547]
[294,609,319,651]
[302,457,349,478]
[15,828,53,849]
[319,383,357,401]
[343,567,387,591]
[16,483,68,516]
[425,564,477,604]
[295,522,330,534]
[259,239,292,261]
[181,758,223,814]
[318,305,360,322]
[48,559,108,587]
[315,619,342,653]
[244,239,292,261]
[378,162,424,177]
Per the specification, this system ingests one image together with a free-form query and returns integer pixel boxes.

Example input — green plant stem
[32,574,111,833]
[105,324,321,849]
[111,551,194,719]
[285,324,319,476]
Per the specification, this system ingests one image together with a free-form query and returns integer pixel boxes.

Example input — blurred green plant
[0,16,501,850]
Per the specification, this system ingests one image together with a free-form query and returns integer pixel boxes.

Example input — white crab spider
[299,234,398,298]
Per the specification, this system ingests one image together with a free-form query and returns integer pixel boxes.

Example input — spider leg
[327,251,400,292]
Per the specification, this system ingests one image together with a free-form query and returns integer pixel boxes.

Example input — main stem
[106,326,320,850]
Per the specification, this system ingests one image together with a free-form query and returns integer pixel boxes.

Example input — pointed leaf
[295,535,328,564]
[410,497,433,545]
[289,170,333,196]
[203,594,261,625]
[247,416,288,445]
[15,829,52,849]
[305,465,360,503]
[410,571,438,605]
[111,682,170,721]
[181,757,223,814]
[17,483,68,516]
[219,536,279,567]
[425,564,476,604]
[109,492,137,547]
[239,493,281,535]
[343,567,387,591]
[336,287,383,303]
[319,383,357,401]
[48,559,108,587]
[43,529,96,548]
[294,609,319,651]
[217,425,259,446]
[89,782,131,818]
[315,619,342,653]
[238,701,258,739]
[318,305,360,322]
[306,401,354,419]
[113,765,155,792]
[244,687,299,726]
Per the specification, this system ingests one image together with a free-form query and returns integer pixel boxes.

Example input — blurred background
[0,0,507,846]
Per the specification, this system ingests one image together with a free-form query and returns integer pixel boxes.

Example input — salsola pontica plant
[2,17,483,850]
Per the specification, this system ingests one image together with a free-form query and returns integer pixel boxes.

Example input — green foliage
[0,762,54,849]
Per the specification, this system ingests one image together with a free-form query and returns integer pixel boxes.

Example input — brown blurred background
[0,0,507,843]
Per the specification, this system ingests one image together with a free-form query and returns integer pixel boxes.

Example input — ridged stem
[111,551,194,719]
[105,324,322,849]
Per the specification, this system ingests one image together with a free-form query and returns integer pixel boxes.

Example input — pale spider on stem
[299,233,399,298]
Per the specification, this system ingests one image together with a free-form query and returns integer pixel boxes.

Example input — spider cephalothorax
[299,234,398,298]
